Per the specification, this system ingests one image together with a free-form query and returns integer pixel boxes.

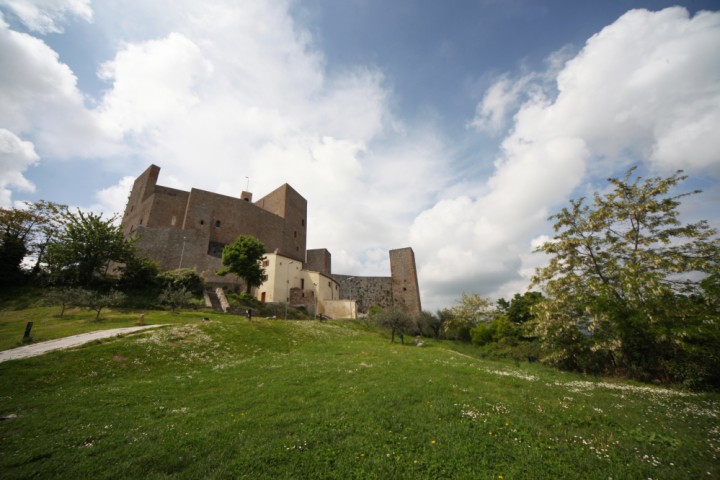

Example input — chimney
[241,191,253,202]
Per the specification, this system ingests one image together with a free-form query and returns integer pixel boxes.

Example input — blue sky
[1,0,719,310]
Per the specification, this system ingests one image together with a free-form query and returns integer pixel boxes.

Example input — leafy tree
[497,292,543,324]
[0,201,66,284]
[118,255,160,292]
[79,290,127,321]
[443,293,495,341]
[417,310,445,339]
[217,235,266,294]
[158,268,205,296]
[371,305,416,343]
[532,167,720,385]
[158,286,194,313]
[44,287,88,317]
[45,210,134,287]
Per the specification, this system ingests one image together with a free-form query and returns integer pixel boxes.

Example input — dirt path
[0,325,166,363]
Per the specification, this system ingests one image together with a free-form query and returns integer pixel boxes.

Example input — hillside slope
[0,317,717,479]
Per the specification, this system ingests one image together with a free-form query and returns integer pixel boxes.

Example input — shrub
[158,268,205,296]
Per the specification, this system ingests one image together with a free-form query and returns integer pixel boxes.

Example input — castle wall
[334,274,393,314]
[145,186,189,229]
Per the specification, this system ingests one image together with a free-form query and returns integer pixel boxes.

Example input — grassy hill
[0,310,718,479]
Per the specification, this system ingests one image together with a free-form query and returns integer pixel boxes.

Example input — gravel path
[0,325,166,363]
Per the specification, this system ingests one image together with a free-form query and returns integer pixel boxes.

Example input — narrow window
[200,220,204,225]
[294,230,297,238]
[215,220,221,228]
[301,279,304,290]
[301,219,305,226]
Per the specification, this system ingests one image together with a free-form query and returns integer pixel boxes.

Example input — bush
[118,256,160,292]
[158,268,205,296]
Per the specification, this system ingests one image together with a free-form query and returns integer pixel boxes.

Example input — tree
[44,287,88,317]
[497,292,543,324]
[532,167,720,385]
[0,201,66,284]
[158,268,205,296]
[443,293,495,341]
[417,310,445,339]
[45,210,134,287]
[158,286,194,313]
[80,290,127,321]
[371,305,416,343]
[217,236,266,294]
[118,255,160,292]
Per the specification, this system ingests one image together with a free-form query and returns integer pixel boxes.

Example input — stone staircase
[204,287,229,312]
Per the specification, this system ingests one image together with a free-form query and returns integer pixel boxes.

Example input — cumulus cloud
[0,0,92,33]
[0,129,38,207]
[415,7,720,308]
[92,175,134,217]
[89,0,451,277]
[0,15,113,160]
[469,74,535,134]
[98,33,214,137]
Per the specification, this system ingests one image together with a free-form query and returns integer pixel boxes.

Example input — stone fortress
[120,165,422,318]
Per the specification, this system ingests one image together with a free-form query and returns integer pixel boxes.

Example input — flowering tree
[532,168,719,386]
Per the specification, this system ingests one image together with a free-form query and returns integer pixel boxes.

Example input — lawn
[0,310,717,479]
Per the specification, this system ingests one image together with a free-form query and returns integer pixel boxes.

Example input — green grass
[0,310,718,479]
[0,304,212,351]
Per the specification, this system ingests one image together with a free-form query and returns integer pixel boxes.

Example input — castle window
[215,220,221,228]
[262,259,269,267]
[262,274,268,281]
[301,219,305,227]
[200,220,204,225]
[294,230,297,238]
[301,279,304,290]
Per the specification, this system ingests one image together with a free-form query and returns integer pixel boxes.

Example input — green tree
[532,167,719,385]
[44,287,88,317]
[497,292,543,324]
[0,201,66,284]
[443,293,495,341]
[371,305,416,343]
[118,255,160,292]
[417,310,445,339]
[79,290,127,321]
[158,286,194,313]
[45,210,134,287]
[217,236,266,294]
[158,268,205,296]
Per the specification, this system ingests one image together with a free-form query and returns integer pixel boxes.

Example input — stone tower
[389,247,422,316]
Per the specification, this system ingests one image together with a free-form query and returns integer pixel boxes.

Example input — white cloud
[469,74,535,134]
[92,175,134,217]
[0,0,92,34]
[0,15,114,160]
[413,7,720,309]
[90,0,451,279]
[98,33,214,137]
[0,129,38,207]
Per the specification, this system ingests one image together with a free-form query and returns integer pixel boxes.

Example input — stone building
[121,164,421,317]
